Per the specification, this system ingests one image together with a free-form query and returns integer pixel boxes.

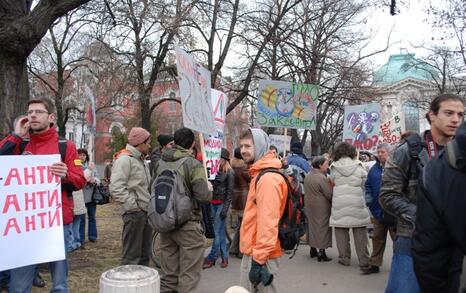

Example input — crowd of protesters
[0,93,465,293]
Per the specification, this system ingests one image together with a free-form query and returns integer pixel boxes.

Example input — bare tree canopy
[0,0,91,135]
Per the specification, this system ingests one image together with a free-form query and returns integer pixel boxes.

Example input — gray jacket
[379,132,431,237]
[110,144,151,214]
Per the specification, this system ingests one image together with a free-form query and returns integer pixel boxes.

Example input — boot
[310,247,318,258]
[220,258,229,268]
[317,249,332,262]
[33,272,46,288]
[202,258,215,269]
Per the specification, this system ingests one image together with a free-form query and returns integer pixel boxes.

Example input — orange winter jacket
[239,151,288,265]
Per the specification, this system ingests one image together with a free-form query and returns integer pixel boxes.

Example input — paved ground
[198,232,393,293]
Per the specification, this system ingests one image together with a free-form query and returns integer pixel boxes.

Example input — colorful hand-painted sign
[256,80,319,130]
[0,155,65,271]
[175,45,216,135]
[343,103,381,152]
[379,113,406,145]
[204,89,229,179]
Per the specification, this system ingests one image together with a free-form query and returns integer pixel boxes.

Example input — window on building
[402,101,420,133]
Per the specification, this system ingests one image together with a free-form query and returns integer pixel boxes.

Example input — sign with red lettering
[0,155,65,271]
[343,103,381,152]
[378,112,406,146]
[204,89,228,179]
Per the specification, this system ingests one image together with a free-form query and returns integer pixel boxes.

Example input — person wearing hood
[110,127,153,266]
[329,142,371,271]
[154,127,212,293]
[412,121,466,293]
[238,129,288,293]
[0,98,86,292]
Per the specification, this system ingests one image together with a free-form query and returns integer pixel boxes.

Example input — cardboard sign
[343,103,381,152]
[204,89,228,179]
[379,113,406,145]
[256,80,318,130]
[269,134,291,153]
[0,155,65,271]
[175,45,216,135]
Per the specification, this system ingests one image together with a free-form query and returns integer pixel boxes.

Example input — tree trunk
[0,58,29,135]
[141,92,151,132]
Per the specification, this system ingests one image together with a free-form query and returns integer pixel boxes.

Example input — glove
[249,259,273,287]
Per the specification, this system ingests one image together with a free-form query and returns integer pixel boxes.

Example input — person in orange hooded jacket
[239,128,288,293]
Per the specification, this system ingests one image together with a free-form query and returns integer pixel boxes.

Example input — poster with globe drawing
[343,103,382,152]
[256,80,319,130]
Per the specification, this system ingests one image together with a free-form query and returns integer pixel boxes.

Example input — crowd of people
[0,93,465,293]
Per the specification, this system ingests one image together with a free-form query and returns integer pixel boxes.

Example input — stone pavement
[198,233,393,293]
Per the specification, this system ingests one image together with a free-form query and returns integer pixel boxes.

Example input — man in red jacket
[0,98,86,293]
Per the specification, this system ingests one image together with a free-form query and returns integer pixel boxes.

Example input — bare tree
[97,0,197,132]
[0,0,91,135]
[29,9,92,136]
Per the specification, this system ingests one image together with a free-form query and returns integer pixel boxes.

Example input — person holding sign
[0,98,86,293]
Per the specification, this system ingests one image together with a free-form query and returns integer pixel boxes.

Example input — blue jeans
[9,227,68,293]
[207,204,228,260]
[63,224,75,253]
[71,215,83,249]
[80,203,97,242]
[385,236,421,293]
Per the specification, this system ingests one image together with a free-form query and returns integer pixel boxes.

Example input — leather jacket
[379,131,434,237]
[211,169,234,215]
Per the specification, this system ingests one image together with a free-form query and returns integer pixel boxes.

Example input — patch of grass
[32,202,124,293]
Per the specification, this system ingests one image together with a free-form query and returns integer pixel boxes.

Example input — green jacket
[154,145,212,221]
[110,144,151,214]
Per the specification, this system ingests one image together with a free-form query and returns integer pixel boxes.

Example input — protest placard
[343,103,381,152]
[256,80,319,130]
[0,155,65,271]
[175,45,216,135]
[204,89,228,179]
[269,134,291,154]
[379,112,406,145]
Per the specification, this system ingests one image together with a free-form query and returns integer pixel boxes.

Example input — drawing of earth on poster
[256,80,319,130]
[343,103,381,152]
[175,45,216,135]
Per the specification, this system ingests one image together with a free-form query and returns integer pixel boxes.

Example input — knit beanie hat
[128,127,151,146]
[290,141,303,154]
[157,134,174,147]
[234,147,242,159]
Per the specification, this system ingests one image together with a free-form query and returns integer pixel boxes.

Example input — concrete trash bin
[100,265,160,293]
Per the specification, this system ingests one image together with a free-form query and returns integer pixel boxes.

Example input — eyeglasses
[26,109,49,115]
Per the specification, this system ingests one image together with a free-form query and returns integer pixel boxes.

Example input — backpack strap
[405,133,422,180]
[18,137,67,162]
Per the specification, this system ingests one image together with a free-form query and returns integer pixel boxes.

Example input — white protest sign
[204,89,228,179]
[269,134,291,154]
[379,112,406,145]
[0,155,65,271]
[175,45,216,135]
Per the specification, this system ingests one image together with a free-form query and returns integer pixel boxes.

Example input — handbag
[92,183,110,205]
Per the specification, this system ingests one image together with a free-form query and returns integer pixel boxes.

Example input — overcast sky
[364,0,434,69]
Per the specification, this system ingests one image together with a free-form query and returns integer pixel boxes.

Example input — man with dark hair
[239,128,288,293]
[380,93,464,292]
[0,98,86,292]
[154,127,212,293]
[110,127,152,266]
[287,141,311,180]
[149,134,174,176]
[412,121,466,293]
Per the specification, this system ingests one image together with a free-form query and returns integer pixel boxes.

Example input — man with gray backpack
[149,127,212,293]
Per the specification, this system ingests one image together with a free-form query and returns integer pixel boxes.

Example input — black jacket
[412,147,466,293]
[211,169,234,215]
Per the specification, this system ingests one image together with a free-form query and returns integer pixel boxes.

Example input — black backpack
[255,168,305,258]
